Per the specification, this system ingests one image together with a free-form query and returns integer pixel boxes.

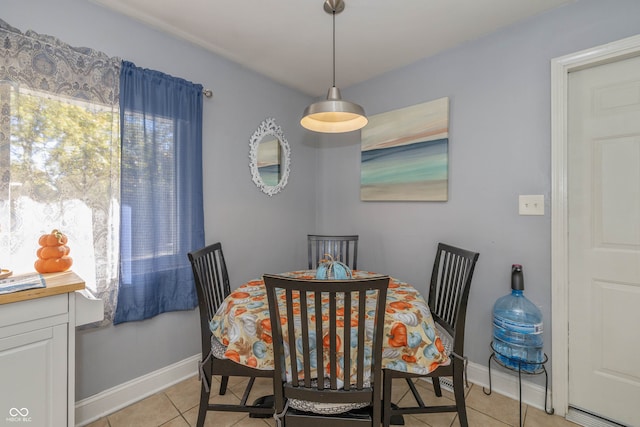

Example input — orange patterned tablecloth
[210,270,449,375]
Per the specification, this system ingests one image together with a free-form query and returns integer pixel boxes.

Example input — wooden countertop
[0,271,85,305]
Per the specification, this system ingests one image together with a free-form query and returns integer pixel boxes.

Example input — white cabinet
[0,272,103,427]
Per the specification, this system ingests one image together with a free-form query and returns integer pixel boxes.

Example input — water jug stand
[483,341,554,427]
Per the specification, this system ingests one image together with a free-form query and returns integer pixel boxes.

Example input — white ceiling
[90,0,574,96]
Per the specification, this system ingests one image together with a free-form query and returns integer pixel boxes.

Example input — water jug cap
[511,264,524,291]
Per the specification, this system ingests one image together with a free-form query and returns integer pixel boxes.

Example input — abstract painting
[360,97,449,201]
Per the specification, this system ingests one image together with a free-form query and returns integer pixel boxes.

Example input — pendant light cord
[332,9,336,88]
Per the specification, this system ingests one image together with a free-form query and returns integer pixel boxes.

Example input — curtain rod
[203,89,213,98]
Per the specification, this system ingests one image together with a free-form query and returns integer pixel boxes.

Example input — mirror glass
[257,136,281,187]
[249,118,290,196]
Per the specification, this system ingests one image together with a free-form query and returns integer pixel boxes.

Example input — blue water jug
[492,264,544,373]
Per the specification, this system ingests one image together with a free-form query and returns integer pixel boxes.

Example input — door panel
[595,138,640,247]
[568,55,640,427]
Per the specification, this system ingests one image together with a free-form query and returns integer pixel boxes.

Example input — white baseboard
[74,355,551,426]
[74,354,200,426]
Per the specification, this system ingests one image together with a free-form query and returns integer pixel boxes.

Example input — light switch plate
[519,195,544,215]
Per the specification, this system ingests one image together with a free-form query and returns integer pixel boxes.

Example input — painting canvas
[360,97,449,201]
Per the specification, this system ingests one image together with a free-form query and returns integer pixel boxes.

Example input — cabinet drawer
[0,294,68,329]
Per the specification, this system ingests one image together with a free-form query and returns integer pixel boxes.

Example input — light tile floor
[86,375,581,427]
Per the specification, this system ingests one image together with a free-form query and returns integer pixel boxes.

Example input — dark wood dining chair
[308,234,359,270]
[382,243,479,427]
[188,242,275,427]
[263,273,389,427]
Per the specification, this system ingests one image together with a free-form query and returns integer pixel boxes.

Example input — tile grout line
[162,391,189,427]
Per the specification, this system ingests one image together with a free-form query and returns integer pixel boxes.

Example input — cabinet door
[0,324,67,427]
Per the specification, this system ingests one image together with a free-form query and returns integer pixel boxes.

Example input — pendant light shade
[301,87,368,133]
[301,0,367,133]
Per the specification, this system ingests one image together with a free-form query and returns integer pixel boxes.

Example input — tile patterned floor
[86,375,581,427]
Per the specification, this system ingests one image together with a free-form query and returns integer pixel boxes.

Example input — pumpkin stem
[52,229,64,244]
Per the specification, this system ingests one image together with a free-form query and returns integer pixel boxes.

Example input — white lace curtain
[0,19,121,324]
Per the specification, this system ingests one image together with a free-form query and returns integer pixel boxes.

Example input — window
[1,19,121,322]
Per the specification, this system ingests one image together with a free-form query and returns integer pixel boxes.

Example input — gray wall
[317,0,640,382]
[4,0,640,401]
[2,0,317,399]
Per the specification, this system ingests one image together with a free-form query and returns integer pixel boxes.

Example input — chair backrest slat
[329,292,338,389]
[285,288,299,387]
[356,289,367,389]
[307,234,359,270]
[314,291,324,389]
[299,290,311,386]
[343,291,352,391]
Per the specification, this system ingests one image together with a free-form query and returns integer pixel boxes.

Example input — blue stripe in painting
[361,138,448,186]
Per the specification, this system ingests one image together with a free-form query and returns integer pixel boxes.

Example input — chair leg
[432,376,442,397]
[382,370,393,427]
[453,366,468,427]
[197,373,212,427]
[219,375,229,395]
[373,384,382,427]
[272,378,287,426]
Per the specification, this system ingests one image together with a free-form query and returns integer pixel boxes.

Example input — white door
[567,55,640,426]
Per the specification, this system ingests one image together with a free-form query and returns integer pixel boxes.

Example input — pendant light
[300,0,368,133]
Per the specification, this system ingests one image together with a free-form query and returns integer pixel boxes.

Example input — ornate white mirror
[249,118,291,196]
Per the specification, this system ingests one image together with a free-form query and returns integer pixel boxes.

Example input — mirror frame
[249,118,291,196]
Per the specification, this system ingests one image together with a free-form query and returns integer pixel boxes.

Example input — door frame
[551,33,640,416]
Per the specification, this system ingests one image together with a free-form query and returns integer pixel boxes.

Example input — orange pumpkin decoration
[230,291,250,299]
[224,350,241,363]
[34,229,73,274]
[388,322,408,347]
[323,333,342,349]
[402,354,417,363]
[260,318,272,332]
[389,301,413,310]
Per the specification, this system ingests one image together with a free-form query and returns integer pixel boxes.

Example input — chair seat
[210,335,227,359]
[287,378,370,414]
[288,398,369,415]
[434,324,454,357]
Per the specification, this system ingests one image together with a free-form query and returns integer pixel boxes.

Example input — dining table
[209,270,450,377]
